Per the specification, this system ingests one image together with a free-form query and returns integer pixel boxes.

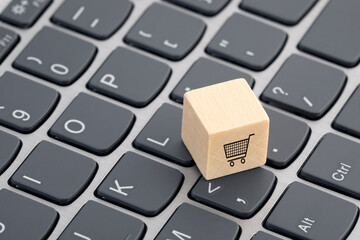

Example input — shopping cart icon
[223,134,255,167]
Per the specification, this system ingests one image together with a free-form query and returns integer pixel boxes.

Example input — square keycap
[59,201,145,240]
[88,47,170,107]
[155,203,240,239]
[261,54,346,119]
[49,93,134,155]
[13,27,96,85]
[333,86,360,138]
[125,3,206,60]
[10,141,97,205]
[96,152,183,216]
[0,72,59,133]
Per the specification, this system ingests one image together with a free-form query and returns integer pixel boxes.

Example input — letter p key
[100,74,118,89]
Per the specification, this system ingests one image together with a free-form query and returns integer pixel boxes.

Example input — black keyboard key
[299,0,360,67]
[265,107,310,168]
[240,0,317,26]
[133,103,193,166]
[59,201,145,240]
[0,130,20,174]
[261,54,346,119]
[166,0,230,16]
[0,0,52,28]
[190,168,276,218]
[251,231,283,240]
[125,3,206,61]
[10,141,97,205]
[52,0,132,40]
[0,26,19,63]
[13,27,96,86]
[206,14,287,71]
[155,203,240,240]
[170,57,254,104]
[88,47,171,107]
[49,93,134,155]
[0,72,59,133]
[0,189,58,239]
[96,152,183,216]
[333,86,360,138]
[300,133,360,199]
[265,182,358,240]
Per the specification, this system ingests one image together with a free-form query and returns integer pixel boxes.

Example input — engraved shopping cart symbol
[223,134,255,167]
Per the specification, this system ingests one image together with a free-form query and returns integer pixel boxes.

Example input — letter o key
[51,64,69,76]
[64,119,85,134]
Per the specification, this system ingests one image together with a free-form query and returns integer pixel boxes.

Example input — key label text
[332,162,351,182]
[298,217,315,234]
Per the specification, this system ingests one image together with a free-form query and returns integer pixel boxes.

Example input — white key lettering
[51,63,69,76]
[124,234,131,240]
[74,232,91,240]
[109,180,134,196]
[202,0,212,4]
[0,34,13,47]
[164,40,178,49]
[332,162,351,182]
[32,0,46,8]
[0,222,5,234]
[166,230,192,240]
[146,137,169,147]
[12,110,30,121]
[272,87,288,96]
[246,51,255,56]
[23,175,41,185]
[208,183,221,194]
[90,18,99,28]
[100,74,118,89]
[72,6,85,21]
[298,217,315,234]
[303,96,313,107]
[236,198,246,204]
[139,30,152,38]
[64,119,85,134]
[219,39,229,48]
[26,56,42,65]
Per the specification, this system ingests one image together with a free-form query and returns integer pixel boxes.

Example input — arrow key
[190,167,276,218]
[96,152,183,216]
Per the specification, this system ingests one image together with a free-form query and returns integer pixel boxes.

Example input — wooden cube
[182,79,269,180]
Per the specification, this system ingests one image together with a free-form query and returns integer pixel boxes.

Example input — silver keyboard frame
[0,0,359,239]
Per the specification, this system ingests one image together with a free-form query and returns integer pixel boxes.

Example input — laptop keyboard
[0,0,360,239]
